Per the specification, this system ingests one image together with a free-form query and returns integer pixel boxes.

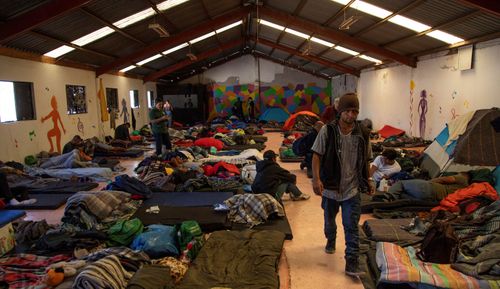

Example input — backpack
[241,164,257,184]
[177,220,205,261]
[417,220,458,264]
[292,136,309,156]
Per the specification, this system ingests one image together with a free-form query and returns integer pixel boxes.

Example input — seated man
[114,122,131,141]
[369,148,401,185]
[252,150,310,201]
[62,135,84,154]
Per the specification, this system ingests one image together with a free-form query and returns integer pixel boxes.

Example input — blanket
[376,242,500,289]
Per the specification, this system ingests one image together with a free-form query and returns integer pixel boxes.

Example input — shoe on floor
[324,240,335,254]
[345,260,365,277]
[291,194,310,201]
[306,167,313,178]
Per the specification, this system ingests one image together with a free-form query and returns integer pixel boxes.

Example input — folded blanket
[74,255,132,289]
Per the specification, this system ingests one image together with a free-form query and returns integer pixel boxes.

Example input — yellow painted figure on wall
[41,96,66,153]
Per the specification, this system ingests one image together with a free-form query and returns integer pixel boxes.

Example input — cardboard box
[0,222,15,256]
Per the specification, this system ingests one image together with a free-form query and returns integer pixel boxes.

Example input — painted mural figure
[41,96,66,153]
[418,90,428,139]
[120,98,129,123]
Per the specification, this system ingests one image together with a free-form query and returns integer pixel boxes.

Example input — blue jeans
[275,183,302,199]
[153,132,172,155]
[321,194,361,260]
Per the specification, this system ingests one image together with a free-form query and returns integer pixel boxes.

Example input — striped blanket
[376,242,500,289]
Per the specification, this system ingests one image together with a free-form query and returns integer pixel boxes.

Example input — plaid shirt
[225,193,285,227]
[0,254,70,288]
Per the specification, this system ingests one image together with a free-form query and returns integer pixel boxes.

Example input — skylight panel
[359,54,382,64]
[189,31,215,44]
[114,8,155,28]
[71,27,114,46]
[427,30,464,44]
[137,54,163,66]
[331,0,350,5]
[310,37,335,47]
[215,20,243,34]
[157,0,190,11]
[259,19,285,31]
[162,42,189,55]
[120,65,136,72]
[285,28,310,39]
[351,1,391,19]
[389,15,430,32]
[44,45,75,58]
[335,46,359,56]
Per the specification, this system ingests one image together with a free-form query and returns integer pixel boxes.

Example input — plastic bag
[131,224,179,258]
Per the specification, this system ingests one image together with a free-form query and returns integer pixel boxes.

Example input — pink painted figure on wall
[418,90,428,139]
[41,96,66,153]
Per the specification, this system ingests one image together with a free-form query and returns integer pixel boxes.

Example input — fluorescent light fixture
[114,8,155,28]
[359,54,382,64]
[389,15,430,32]
[335,45,359,56]
[44,45,75,58]
[157,0,189,10]
[189,31,215,44]
[427,30,464,44]
[162,42,189,54]
[215,20,243,34]
[120,65,136,72]
[285,28,310,39]
[258,19,285,31]
[72,27,114,46]
[137,54,163,65]
[310,37,335,47]
[351,1,391,19]
[331,0,350,5]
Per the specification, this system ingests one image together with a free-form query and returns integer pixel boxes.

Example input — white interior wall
[0,55,155,162]
[181,55,328,87]
[359,39,500,139]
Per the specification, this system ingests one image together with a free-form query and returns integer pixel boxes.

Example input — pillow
[194,137,224,151]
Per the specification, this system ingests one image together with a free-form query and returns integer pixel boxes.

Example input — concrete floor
[24,131,370,289]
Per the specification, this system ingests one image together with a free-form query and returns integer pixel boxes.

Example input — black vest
[320,121,370,191]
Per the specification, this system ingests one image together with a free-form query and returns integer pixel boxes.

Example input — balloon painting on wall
[41,96,66,153]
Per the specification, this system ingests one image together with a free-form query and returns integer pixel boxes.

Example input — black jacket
[320,120,370,192]
[114,124,130,140]
[251,160,296,193]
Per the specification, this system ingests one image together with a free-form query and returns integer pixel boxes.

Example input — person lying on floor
[0,172,36,206]
[373,169,493,202]
[251,150,310,201]
[369,148,401,186]
[62,135,84,154]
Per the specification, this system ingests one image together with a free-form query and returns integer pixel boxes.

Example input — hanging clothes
[131,107,136,130]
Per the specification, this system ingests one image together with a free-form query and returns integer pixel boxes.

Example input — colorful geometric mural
[211,82,331,117]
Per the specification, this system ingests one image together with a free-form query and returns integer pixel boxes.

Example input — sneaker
[291,194,310,201]
[345,260,365,277]
[324,240,336,254]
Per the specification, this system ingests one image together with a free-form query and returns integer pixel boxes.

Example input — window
[129,89,139,108]
[106,87,118,111]
[0,80,36,122]
[66,85,87,114]
[147,90,154,108]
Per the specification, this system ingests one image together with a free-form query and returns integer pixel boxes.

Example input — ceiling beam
[269,0,308,56]
[259,6,416,67]
[457,0,500,17]
[80,7,146,45]
[145,0,179,33]
[0,0,92,43]
[353,0,425,37]
[144,38,244,82]
[252,51,330,80]
[255,37,359,76]
[97,7,250,76]
[383,10,483,48]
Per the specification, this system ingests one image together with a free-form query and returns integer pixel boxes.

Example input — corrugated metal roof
[85,32,143,58]
[203,0,240,17]
[343,57,371,68]
[403,0,472,27]
[266,0,302,14]
[389,36,445,55]
[447,14,500,39]
[162,1,208,31]
[358,22,414,46]
[279,34,309,50]
[0,0,48,19]
[85,0,152,24]
[216,27,242,43]
[365,0,418,12]
[62,49,109,67]
[5,33,56,55]
[298,0,342,24]
[258,25,283,41]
